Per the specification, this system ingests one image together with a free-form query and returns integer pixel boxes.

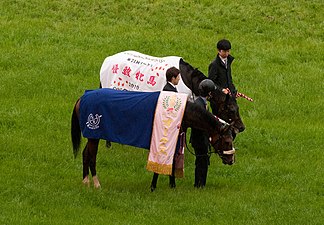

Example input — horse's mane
[180,59,207,95]
[180,59,206,79]
[192,68,207,83]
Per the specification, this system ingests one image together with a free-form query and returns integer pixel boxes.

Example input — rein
[185,132,235,157]
[185,139,214,157]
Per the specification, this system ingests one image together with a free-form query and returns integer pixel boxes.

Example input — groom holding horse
[190,79,217,188]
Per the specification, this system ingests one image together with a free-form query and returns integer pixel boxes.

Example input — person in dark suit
[190,79,216,188]
[208,39,236,115]
[163,67,180,92]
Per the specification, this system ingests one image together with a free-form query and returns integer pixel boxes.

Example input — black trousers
[194,148,209,188]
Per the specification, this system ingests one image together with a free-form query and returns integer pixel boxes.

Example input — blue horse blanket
[80,89,160,149]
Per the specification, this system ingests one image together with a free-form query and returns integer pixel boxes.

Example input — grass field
[1,0,323,224]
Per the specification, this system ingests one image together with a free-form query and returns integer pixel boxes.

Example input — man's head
[166,67,180,85]
[217,39,231,59]
[198,79,216,98]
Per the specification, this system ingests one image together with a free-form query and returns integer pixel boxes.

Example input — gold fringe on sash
[146,161,173,175]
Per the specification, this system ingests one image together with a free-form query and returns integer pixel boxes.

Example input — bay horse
[71,89,235,190]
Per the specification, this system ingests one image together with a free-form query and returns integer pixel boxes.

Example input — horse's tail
[71,100,81,158]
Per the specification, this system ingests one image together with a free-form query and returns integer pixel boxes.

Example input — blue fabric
[80,89,160,149]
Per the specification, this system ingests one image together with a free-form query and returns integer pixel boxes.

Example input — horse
[71,89,235,190]
[99,51,244,189]
[99,51,245,134]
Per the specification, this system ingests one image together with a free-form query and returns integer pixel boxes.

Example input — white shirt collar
[219,55,227,64]
[168,81,177,88]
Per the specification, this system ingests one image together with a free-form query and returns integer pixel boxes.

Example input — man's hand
[222,88,230,94]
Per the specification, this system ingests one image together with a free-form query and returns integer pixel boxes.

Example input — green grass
[1,0,323,224]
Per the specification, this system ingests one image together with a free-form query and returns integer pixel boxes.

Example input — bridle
[209,131,235,156]
[185,126,235,157]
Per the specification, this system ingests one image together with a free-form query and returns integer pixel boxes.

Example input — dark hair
[217,39,231,50]
[166,67,180,82]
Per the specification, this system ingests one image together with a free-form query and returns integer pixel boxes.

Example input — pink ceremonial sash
[146,91,188,175]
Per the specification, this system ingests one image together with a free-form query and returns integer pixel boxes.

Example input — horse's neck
[183,101,220,135]
[179,60,206,96]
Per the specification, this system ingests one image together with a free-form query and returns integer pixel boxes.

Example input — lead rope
[225,88,254,102]
[236,92,254,102]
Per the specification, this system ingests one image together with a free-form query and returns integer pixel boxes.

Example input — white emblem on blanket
[100,51,191,95]
[86,113,102,130]
[146,91,188,175]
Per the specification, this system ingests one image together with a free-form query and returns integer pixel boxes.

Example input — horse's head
[179,60,207,96]
[210,125,235,165]
[210,90,245,135]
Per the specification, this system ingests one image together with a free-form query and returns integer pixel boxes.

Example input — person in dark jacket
[163,67,180,92]
[208,39,236,115]
[190,79,215,188]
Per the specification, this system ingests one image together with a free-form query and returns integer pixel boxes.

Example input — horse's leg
[88,138,100,188]
[151,173,159,192]
[82,143,90,187]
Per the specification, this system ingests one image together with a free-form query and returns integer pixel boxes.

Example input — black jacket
[208,54,236,94]
[163,82,177,92]
[190,97,209,150]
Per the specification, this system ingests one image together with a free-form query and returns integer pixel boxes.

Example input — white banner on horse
[100,51,191,95]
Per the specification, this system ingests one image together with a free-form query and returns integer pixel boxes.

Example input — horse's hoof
[93,176,101,189]
[94,184,101,189]
[194,183,205,188]
[82,178,90,187]
[150,185,156,192]
[169,184,176,189]
[106,141,111,148]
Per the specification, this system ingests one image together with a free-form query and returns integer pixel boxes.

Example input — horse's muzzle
[239,126,245,133]
[221,154,235,165]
